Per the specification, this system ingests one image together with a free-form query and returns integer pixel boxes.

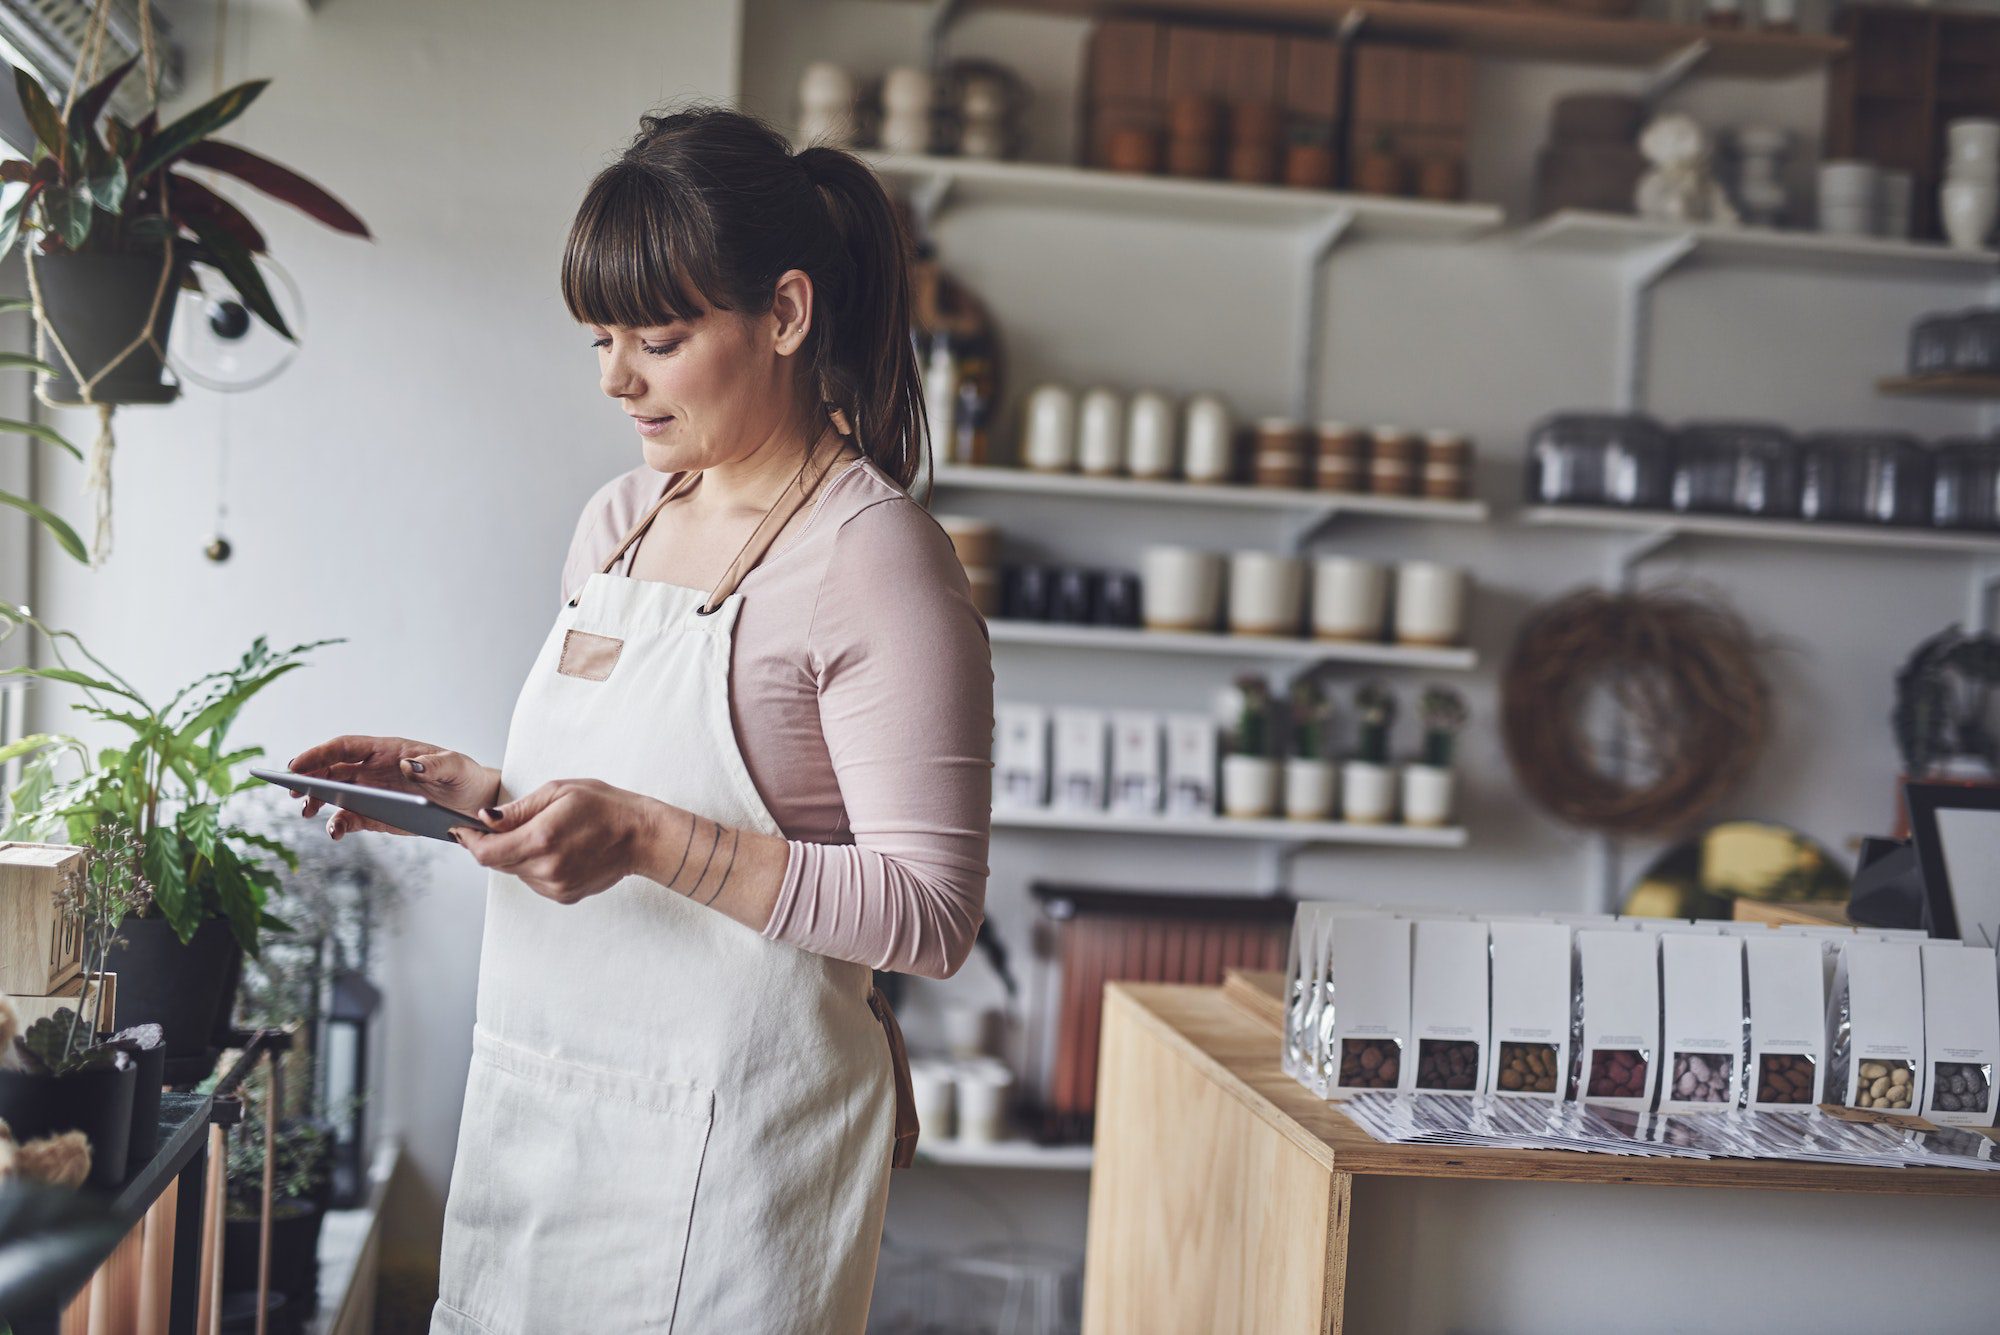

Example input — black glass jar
[1671,422,1800,518]
[1798,432,1931,526]
[1524,412,1673,509]
[1932,439,2000,531]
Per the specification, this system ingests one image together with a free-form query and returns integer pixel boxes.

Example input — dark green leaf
[128,80,268,182]
[165,170,263,252]
[210,846,262,959]
[42,182,93,250]
[0,664,142,700]
[66,57,137,156]
[142,825,191,938]
[0,350,58,375]
[182,210,291,341]
[85,153,127,213]
[0,490,87,562]
[14,68,66,165]
[0,417,82,460]
[178,803,220,859]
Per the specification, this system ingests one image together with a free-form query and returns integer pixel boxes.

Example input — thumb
[480,784,562,832]
[400,751,480,800]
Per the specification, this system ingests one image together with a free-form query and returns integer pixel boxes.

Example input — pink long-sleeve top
[558,456,993,980]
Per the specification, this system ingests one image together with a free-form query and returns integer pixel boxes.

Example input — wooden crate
[1,841,86,996]
[6,972,118,1033]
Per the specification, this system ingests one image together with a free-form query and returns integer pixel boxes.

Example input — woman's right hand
[285,735,502,839]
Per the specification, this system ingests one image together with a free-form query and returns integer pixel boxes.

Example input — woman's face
[588,271,814,475]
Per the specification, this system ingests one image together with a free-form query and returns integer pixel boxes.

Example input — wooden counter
[1083,974,2000,1334]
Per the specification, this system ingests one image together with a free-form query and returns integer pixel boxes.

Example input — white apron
[431,463,917,1335]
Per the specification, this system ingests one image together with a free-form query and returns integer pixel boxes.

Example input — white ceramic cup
[1183,393,1234,483]
[1310,557,1389,641]
[1817,160,1879,201]
[1077,387,1126,476]
[1401,763,1456,828]
[1022,383,1076,471]
[797,62,858,148]
[1222,754,1281,818]
[1283,758,1338,821]
[1949,119,2000,178]
[1142,546,1223,631]
[1126,390,1179,479]
[1818,203,1875,237]
[1393,561,1468,646]
[941,1005,991,1059]
[910,1060,957,1141]
[1341,761,1397,824]
[953,1059,1012,1144]
[882,65,934,115]
[1942,179,2000,251]
[1227,551,1304,636]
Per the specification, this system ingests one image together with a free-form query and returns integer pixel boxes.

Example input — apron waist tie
[867,985,920,1169]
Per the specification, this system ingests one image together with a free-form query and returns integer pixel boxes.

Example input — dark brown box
[1350,46,1412,126]
[1088,96,1162,170]
[1163,24,1226,98]
[1087,19,1164,103]
[1216,30,1280,105]
[1282,35,1344,124]
[1411,50,1473,131]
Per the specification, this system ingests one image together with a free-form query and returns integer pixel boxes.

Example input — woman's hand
[452,778,665,905]
[286,734,502,839]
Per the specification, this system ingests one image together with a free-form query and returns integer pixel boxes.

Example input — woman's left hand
[454,778,660,905]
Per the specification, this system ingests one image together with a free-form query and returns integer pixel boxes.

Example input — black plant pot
[31,247,191,405]
[0,1060,137,1189]
[223,1200,326,1331]
[121,1038,167,1166]
[102,914,242,1085]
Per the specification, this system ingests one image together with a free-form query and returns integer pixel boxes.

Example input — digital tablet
[249,767,490,843]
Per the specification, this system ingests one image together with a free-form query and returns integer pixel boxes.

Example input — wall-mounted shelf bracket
[1967,560,2000,633]
[925,0,969,67]
[1256,839,1310,895]
[1608,523,1680,584]
[1614,235,1697,412]
[1643,40,1713,107]
[910,171,957,231]
[1294,209,1358,426]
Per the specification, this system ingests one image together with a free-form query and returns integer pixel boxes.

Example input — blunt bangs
[561,162,717,329]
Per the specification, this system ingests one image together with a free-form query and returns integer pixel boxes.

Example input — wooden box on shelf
[1347,44,1473,201]
[1084,18,1164,169]
[1,840,86,996]
[6,971,117,1030]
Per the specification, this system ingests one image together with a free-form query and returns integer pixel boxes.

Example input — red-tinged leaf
[179,139,370,239]
[31,157,58,184]
[67,56,137,153]
[165,171,266,253]
[0,159,28,183]
[14,68,66,166]
[182,214,292,341]
[128,80,267,181]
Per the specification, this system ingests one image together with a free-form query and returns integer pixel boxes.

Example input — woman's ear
[771,268,814,356]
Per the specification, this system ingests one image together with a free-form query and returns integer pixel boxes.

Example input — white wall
[740,0,1998,1274]
[23,0,742,1260]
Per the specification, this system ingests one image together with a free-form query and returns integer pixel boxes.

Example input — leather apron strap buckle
[868,985,921,1169]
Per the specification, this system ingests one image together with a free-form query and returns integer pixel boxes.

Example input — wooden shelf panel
[988,619,1478,670]
[1523,504,2000,554]
[863,151,1503,238]
[994,805,1468,848]
[1879,374,2000,400]
[1520,210,1999,278]
[933,464,1490,523]
[906,0,1844,78]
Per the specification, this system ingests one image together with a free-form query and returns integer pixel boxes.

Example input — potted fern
[0,603,337,1080]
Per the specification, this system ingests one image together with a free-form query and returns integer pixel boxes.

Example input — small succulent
[8,1009,130,1078]
[1223,674,1273,757]
[1419,687,1470,768]
[1353,681,1397,765]
[1289,678,1333,760]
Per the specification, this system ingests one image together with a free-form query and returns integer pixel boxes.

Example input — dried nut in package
[1852,1059,1914,1110]
[1416,1039,1480,1091]
[1340,1038,1401,1089]
[1588,1048,1649,1099]
[1497,1041,1559,1093]
[1672,1051,1732,1103]
[1757,1053,1816,1104]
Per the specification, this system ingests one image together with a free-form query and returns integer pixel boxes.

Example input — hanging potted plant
[0,604,336,1082]
[1403,686,1468,829]
[1219,674,1279,819]
[1342,681,1398,825]
[2,46,369,562]
[1283,677,1337,821]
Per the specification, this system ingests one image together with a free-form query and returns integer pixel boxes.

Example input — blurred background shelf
[1522,504,2000,554]
[993,805,1468,848]
[1877,374,2000,400]
[1520,210,1999,279]
[987,619,1478,670]
[932,464,1490,523]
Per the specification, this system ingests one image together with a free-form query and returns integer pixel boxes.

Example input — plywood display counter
[1083,973,2000,1334]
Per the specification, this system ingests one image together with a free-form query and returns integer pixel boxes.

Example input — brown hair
[561,103,926,491]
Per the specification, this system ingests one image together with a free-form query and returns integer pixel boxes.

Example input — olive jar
[1524,412,1673,509]
[1798,431,1931,526]
[1671,421,1801,517]
[1932,438,2000,531]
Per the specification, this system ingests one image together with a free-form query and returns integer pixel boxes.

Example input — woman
[287,105,993,1332]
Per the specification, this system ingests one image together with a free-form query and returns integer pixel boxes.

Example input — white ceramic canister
[910,1060,957,1141]
[1401,763,1457,828]
[1227,551,1305,636]
[1942,179,2000,252]
[1311,556,1389,642]
[797,62,859,148]
[941,1005,992,1059]
[1948,118,2000,181]
[1183,393,1235,484]
[1221,754,1281,818]
[1021,383,1077,471]
[1077,387,1126,476]
[1392,561,1468,647]
[953,1059,1014,1144]
[1283,757,1338,821]
[1125,390,1179,479]
[880,66,935,155]
[1141,546,1223,632]
[1341,760,1397,824]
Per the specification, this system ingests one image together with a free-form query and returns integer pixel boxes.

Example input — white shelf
[932,464,1489,524]
[988,619,1478,671]
[863,151,1504,240]
[993,805,1468,849]
[915,1138,1096,1171]
[1522,504,2000,555]
[1519,210,1999,280]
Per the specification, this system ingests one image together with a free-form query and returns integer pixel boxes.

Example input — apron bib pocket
[438,1029,713,1333]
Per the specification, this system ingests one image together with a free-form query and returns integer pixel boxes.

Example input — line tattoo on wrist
[699,827,740,906]
[662,810,697,887]
[685,820,721,897]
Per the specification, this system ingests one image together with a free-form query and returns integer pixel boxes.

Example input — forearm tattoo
[697,827,739,906]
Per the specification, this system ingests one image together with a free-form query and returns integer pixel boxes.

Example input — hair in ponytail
[561,103,927,491]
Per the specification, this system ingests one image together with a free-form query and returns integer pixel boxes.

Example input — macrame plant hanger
[20,0,175,566]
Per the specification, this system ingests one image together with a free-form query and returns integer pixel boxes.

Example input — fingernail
[406,759,425,773]
[481,806,503,822]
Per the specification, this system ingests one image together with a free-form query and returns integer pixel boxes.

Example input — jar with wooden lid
[1252,418,1307,489]
[1314,421,1368,493]
[1167,95,1221,179]
[1421,429,1473,500]
[1368,426,1418,496]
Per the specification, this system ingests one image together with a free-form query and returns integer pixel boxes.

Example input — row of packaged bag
[1280,905,1999,1128]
